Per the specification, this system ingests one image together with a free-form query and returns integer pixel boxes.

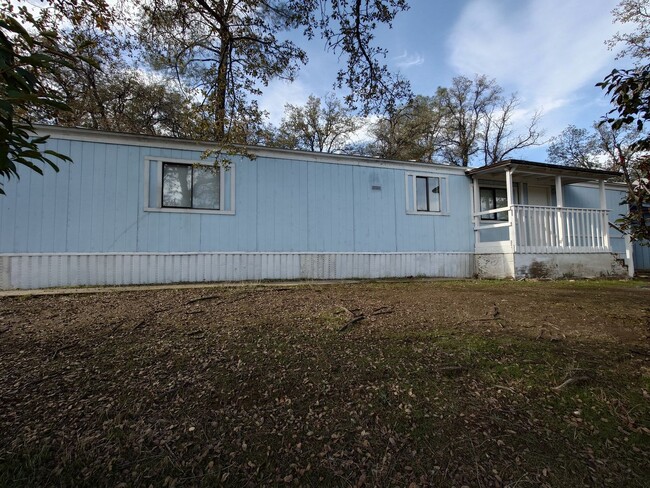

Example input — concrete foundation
[475,253,515,279]
[476,252,628,279]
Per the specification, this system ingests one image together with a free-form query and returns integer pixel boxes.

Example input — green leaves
[275,93,362,153]
[598,65,650,148]
[597,65,650,242]
[0,12,76,195]
[288,0,412,115]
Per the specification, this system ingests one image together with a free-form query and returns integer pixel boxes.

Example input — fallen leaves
[0,281,648,486]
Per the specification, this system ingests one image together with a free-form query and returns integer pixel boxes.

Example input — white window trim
[143,157,235,215]
[404,172,450,216]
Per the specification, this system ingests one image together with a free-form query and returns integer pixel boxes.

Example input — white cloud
[393,50,425,69]
[258,79,311,125]
[348,115,380,144]
[448,0,620,117]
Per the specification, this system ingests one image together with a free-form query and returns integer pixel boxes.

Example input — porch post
[555,175,565,247]
[506,169,517,252]
[599,180,610,250]
[625,233,635,278]
[472,177,481,247]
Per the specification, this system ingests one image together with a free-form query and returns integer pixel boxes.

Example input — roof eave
[466,159,621,180]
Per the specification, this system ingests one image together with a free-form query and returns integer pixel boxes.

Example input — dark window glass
[480,187,508,221]
[192,166,220,209]
[428,177,441,212]
[416,176,428,211]
[162,163,220,210]
[162,164,192,208]
[416,176,441,212]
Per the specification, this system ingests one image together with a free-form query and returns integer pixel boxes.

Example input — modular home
[0,126,638,289]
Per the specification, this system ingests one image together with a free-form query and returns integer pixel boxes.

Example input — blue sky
[260,0,627,163]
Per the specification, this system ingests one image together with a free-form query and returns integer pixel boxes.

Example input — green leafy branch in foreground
[0,12,86,195]
[598,66,650,242]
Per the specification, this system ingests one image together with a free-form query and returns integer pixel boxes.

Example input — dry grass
[0,279,649,487]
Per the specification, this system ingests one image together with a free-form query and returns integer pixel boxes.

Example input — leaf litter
[0,279,648,487]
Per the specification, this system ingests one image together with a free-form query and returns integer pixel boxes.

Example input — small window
[480,187,508,221]
[415,176,441,212]
[162,163,220,210]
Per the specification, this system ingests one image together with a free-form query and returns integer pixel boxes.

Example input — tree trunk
[213,30,231,141]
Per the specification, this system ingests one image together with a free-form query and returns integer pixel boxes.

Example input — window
[405,173,448,215]
[145,157,234,214]
[162,163,220,210]
[415,176,441,212]
[480,187,508,221]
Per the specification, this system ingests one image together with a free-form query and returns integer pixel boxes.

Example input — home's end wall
[634,241,650,272]
[564,183,630,259]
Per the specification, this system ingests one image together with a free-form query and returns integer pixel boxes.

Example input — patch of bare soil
[0,280,649,487]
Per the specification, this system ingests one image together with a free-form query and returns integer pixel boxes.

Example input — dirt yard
[1,279,649,487]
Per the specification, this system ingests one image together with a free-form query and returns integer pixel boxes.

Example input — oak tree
[2,0,412,192]
[138,0,411,144]
[367,76,543,166]
[547,125,602,169]
[368,95,444,162]
[274,93,361,152]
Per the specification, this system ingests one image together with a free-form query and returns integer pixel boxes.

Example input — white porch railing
[513,205,610,253]
[474,205,611,253]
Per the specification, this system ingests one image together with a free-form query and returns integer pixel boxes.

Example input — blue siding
[635,241,650,271]
[0,137,475,254]
[307,162,354,251]
[52,139,70,252]
[564,184,629,256]
[397,175,474,252]
[564,184,627,220]
[352,166,397,252]
[257,158,305,251]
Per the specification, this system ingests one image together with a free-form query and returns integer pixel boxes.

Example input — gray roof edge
[466,159,622,178]
[34,124,468,174]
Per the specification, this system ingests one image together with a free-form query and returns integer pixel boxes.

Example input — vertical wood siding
[564,184,629,258]
[634,242,650,271]
[0,138,475,255]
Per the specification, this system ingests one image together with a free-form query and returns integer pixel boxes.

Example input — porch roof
[466,159,621,184]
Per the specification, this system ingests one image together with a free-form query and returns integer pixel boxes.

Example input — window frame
[479,187,508,221]
[405,172,449,215]
[415,175,441,212]
[477,183,520,222]
[144,157,235,215]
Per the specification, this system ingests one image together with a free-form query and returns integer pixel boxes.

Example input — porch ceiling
[467,159,620,185]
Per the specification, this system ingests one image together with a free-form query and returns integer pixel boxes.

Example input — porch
[469,160,619,255]
[467,160,631,279]
[474,204,611,254]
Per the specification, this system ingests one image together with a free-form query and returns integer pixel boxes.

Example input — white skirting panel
[0,252,475,290]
